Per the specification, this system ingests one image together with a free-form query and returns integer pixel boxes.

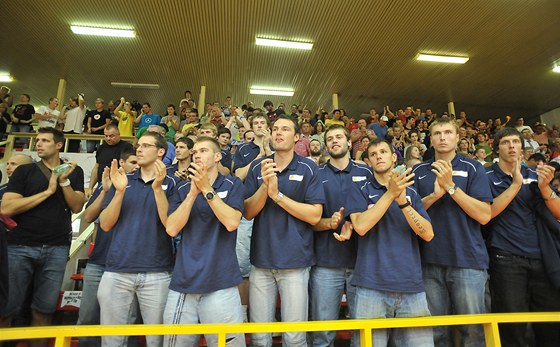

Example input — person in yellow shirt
[113,97,136,137]
[324,109,345,128]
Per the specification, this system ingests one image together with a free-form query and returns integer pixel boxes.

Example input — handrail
[0,313,558,347]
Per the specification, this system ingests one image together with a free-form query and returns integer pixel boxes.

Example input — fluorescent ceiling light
[250,87,294,96]
[256,38,313,50]
[71,25,135,38]
[0,74,13,82]
[416,53,469,64]
[111,82,159,89]
[553,60,560,73]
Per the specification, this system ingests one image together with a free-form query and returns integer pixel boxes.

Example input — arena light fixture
[250,86,295,96]
[416,53,469,64]
[553,60,560,73]
[71,25,135,38]
[256,38,313,50]
[0,73,13,82]
[111,82,160,89]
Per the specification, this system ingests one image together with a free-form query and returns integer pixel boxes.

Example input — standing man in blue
[232,112,272,315]
[311,124,372,347]
[486,127,560,347]
[244,116,325,347]
[97,131,176,347]
[346,138,434,346]
[164,137,246,347]
[134,102,161,131]
[412,118,492,347]
[77,147,138,347]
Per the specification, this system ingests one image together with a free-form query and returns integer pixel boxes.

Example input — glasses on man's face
[134,143,158,150]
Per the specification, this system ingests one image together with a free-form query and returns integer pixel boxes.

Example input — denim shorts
[3,245,69,317]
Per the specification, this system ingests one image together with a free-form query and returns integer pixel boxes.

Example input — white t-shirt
[36,106,60,128]
[62,106,86,133]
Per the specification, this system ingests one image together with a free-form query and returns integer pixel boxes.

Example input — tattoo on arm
[406,207,426,235]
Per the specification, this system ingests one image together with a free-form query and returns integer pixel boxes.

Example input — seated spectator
[527,153,546,168]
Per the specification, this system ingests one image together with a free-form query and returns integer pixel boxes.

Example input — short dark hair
[492,127,523,153]
[528,153,546,163]
[167,104,175,109]
[38,127,64,144]
[272,115,300,134]
[368,138,395,155]
[143,102,151,108]
[176,136,194,149]
[105,124,119,133]
[120,147,136,161]
[218,127,231,136]
[324,124,350,143]
[263,100,273,108]
[243,130,255,141]
[141,131,168,153]
[22,93,30,101]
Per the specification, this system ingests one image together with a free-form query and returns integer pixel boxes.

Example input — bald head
[6,154,33,177]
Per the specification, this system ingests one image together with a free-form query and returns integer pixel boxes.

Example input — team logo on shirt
[289,174,304,181]
[522,178,537,185]
[94,114,101,120]
[452,170,468,177]
[352,176,367,182]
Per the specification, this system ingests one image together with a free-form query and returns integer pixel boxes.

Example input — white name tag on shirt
[352,176,367,182]
[217,191,228,199]
[289,174,304,181]
[162,184,168,191]
[452,170,468,177]
[523,178,537,184]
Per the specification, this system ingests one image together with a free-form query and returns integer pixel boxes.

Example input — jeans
[163,287,245,347]
[422,264,487,347]
[77,263,104,347]
[249,267,310,347]
[236,218,253,278]
[489,249,560,347]
[98,271,171,347]
[354,287,433,347]
[4,245,69,316]
[309,266,357,347]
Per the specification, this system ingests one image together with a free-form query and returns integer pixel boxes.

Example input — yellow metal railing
[1,313,558,347]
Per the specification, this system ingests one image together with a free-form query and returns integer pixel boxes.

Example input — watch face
[205,191,215,200]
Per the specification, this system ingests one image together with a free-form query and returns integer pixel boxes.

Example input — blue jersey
[245,154,325,269]
[345,178,430,293]
[102,169,176,272]
[168,174,244,293]
[315,160,372,268]
[412,154,492,270]
[485,163,540,258]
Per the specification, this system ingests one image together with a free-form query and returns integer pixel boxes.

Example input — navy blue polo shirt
[345,179,430,293]
[315,160,373,268]
[0,183,8,202]
[233,142,260,172]
[85,186,112,266]
[221,149,233,171]
[245,154,325,269]
[166,163,181,184]
[168,174,244,294]
[102,169,176,273]
[412,154,492,270]
[485,163,540,258]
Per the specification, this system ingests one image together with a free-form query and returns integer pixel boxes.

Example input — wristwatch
[205,190,216,201]
[447,184,458,195]
[274,192,285,203]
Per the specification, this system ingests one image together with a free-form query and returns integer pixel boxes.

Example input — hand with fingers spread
[388,167,415,199]
[109,159,128,192]
[174,169,189,181]
[101,166,112,193]
[431,160,454,191]
[330,207,345,230]
[152,160,167,191]
[334,221,353,242]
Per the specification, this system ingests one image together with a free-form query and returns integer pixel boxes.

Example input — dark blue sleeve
[304,165,326,204]
[101,186,116,209]
[244,160,261,199]
[468,162,493,202]
[221,151,233,171]
[226,177,245,213]
[408,187,431,222]
[344,181,370,217]
[85,186,103,208]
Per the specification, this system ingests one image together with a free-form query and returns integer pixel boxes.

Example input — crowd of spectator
[0,84,559,347]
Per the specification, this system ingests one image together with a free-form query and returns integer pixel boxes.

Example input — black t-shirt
[86,109,111,134]
[6,162,84,246]
[95,140,134,183]
[12,104,35,122]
